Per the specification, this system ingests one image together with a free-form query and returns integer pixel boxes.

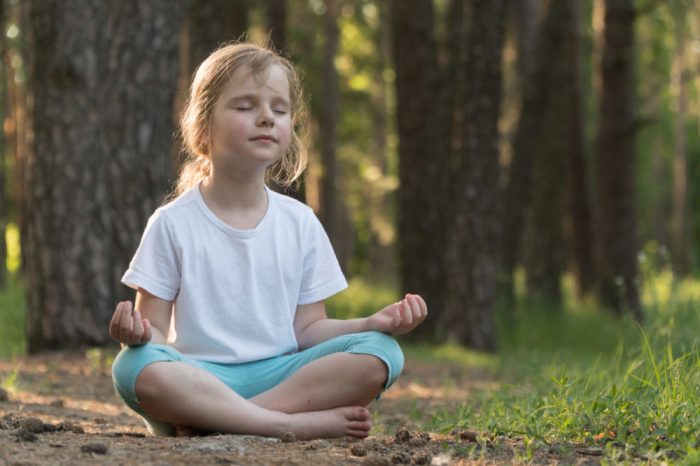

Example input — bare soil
[0,350,603,465]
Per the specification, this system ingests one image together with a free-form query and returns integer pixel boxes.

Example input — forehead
[220,64,290,99]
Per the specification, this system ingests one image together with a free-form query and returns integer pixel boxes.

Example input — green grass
[423,275,700,464]
[0,274,26,358]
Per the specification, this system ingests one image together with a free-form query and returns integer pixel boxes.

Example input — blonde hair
[172,41,309,198]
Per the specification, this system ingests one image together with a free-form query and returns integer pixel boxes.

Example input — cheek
[278,119,293,146]
[212,115,248,144]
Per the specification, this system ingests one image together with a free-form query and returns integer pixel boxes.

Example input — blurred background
[0,0,699,355]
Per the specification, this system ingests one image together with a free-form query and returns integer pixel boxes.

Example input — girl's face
[209,64,292,177]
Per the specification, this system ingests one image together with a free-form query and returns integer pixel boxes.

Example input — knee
[350,331,405,387]
[134,362,169,402]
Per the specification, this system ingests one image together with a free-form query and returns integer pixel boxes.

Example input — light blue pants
[112,331,404,436]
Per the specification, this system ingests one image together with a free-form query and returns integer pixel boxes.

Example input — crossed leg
[135,353,388,439]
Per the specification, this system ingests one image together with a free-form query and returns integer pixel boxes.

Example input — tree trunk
[367,1,395,282]
[25,0,183,351]
[318,0,350,271]
[670,17,690,276]
[0,0,7,288]
[594,0,641,320]
[499,0,540,304]
[390,0,446,341]
[566,0,595,297]
[444,0,505,350]
[266,0,287,54]
[185,0,249,78]
[522,0,573,303]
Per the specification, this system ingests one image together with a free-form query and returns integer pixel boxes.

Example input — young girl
[110,41,427,440]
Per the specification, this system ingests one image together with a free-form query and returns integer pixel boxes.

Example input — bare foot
[285,406,372,440]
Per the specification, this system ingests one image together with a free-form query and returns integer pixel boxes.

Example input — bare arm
[293,301,369,350]
[109,288,173,346]
[293,294,428,350]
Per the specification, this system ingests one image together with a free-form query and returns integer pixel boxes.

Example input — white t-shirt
[121,183,348,363]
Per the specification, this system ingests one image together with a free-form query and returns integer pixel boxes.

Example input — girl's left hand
[366,294,428,335]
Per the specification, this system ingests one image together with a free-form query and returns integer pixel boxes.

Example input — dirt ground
[0,350,604,465]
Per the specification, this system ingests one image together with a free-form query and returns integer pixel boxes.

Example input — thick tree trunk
[444,0,505,350]
[390,0,446,341]
[595,0,641,320]
[25,0,183,351]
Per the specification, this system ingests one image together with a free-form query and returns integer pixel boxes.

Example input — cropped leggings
[112,331,404,436]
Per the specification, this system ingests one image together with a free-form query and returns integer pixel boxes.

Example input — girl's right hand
[109,301,152,346]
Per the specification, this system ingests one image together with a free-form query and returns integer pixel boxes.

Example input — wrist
[361,316,376,332]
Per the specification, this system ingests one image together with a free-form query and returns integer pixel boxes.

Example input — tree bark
[594,0,641,320]
[25,0,183,351]
[444,0,506,350]
[390,0,446,341]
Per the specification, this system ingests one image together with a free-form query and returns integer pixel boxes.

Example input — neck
[200,166,267,210]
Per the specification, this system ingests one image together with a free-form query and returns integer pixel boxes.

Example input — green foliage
[0,274,25,358]
[422,270,700,463]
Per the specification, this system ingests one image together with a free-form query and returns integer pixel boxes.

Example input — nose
[256,106,274,128]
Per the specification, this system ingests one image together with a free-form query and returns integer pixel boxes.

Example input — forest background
[0,0,698,464]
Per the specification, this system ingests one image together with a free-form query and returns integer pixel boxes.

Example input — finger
[109,302,125,341]
[407,294,422,321]
[118,301,134,343]
[401,299,413,325]
[415,294,428,316]
[141,319,153,343]
[131,308,144,342]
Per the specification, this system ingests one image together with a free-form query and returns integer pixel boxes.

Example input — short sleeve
[297,210,348,305]
[121,210,181,300]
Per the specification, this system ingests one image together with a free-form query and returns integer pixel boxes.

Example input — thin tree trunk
[266,0,286,54]
[566,0,595,296]
[186,0,249,78]
[367,1,394,282]
[318,0,349,270]
[670,19,690,275]
[444,0,505,350]
[26,0,183,351]
[595,0,641,320]
[390,0,446,341]
[0,0,7,288]
[523,0,573,303]
[499,0,539,304]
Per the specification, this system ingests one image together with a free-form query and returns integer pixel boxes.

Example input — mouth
[250,135,277,143]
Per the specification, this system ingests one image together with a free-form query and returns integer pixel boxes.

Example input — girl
[110,41,427,440]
